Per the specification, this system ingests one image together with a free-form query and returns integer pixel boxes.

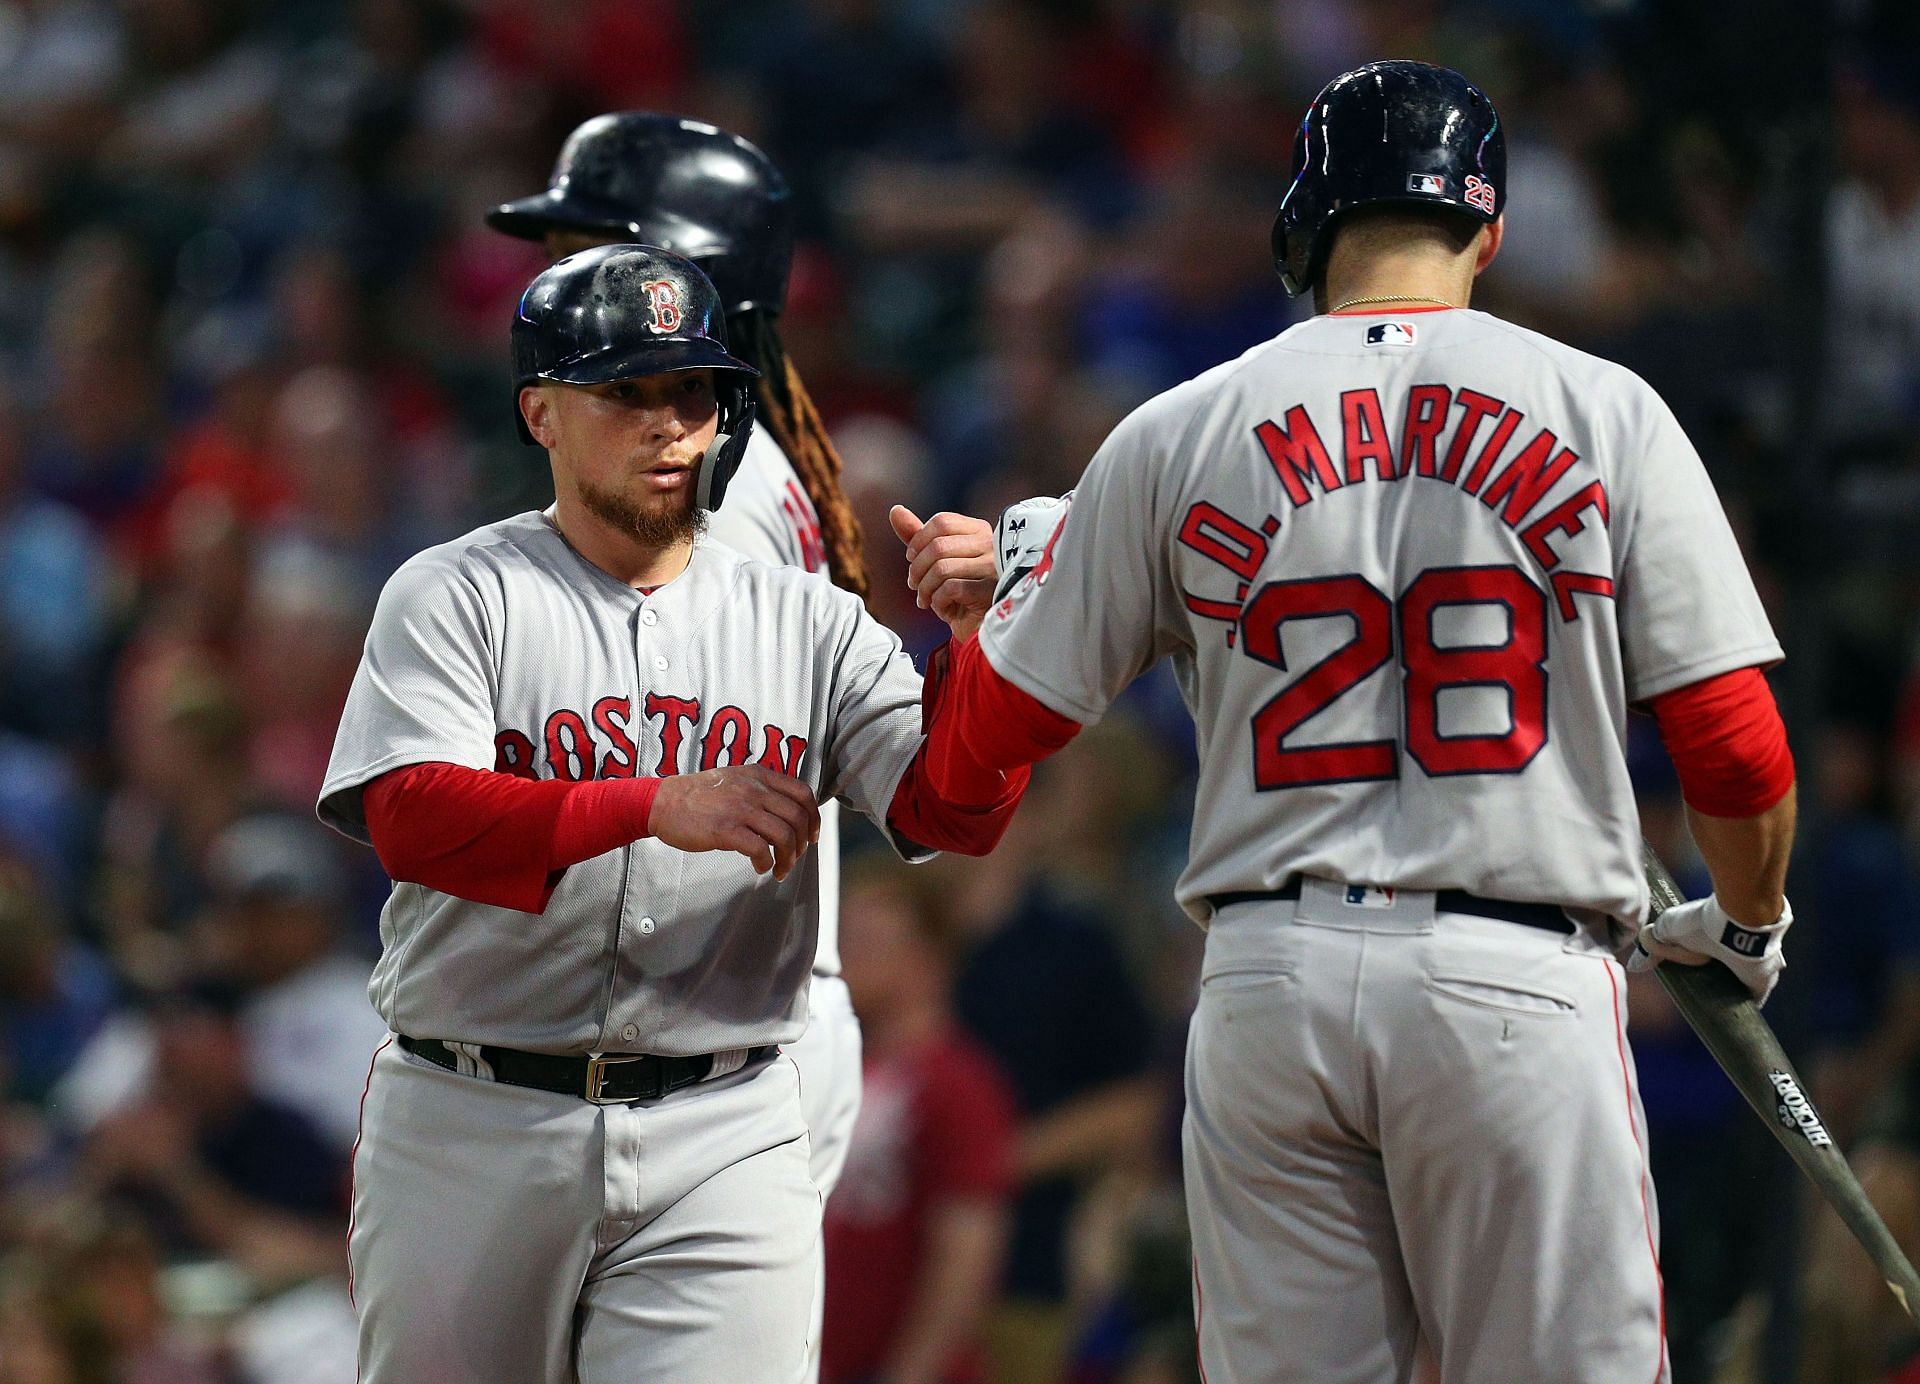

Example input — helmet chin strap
[693,398,757,512]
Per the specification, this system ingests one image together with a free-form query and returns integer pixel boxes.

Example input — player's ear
[520,385,557,449]
[1474,216,1504,276]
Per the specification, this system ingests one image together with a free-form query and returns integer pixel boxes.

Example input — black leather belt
[1207,877,1575,935]
[398,1035,777,1104]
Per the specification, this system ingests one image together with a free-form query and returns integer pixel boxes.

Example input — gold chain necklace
[1328,294,1458,312]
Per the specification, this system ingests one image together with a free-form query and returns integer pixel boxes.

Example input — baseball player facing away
[898,62,1797,1383]
[488,115,870,1381]
[317,244,1027,1383]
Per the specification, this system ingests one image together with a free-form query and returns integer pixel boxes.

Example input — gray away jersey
[980,308,1781,934]
[319,510,925,1056]
[705,427,849,979]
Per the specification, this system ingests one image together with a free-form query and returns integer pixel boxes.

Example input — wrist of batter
[549,776,665,870]
[1712,888,1788,931]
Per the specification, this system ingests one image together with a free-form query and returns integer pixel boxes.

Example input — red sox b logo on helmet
[641,280,682,334]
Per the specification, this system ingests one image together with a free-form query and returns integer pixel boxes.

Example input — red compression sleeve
[1646,666,1795,817]
[886,633,1080,855]
[363,763,661,913]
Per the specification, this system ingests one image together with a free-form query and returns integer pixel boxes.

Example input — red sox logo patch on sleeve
[641,280,682,334]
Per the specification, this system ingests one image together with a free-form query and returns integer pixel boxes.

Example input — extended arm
[876,1198,1010,1384]
[1632,665,1797,1002]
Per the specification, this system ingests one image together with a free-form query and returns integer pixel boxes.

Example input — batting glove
[992,491,1073,601]
[1627,893,1792,1006]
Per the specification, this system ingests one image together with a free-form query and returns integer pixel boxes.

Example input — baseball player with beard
[319,245,1026,1382]
[489,116,872,1378]
[899,61,1798,1383]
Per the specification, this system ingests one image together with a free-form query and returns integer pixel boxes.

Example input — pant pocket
[1199,964,1296,993]
[1426,972,1579,1017]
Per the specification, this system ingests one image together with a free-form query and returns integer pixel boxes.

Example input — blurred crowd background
[0,0,1916,1381]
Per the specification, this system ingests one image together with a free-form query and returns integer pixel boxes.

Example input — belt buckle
[584,1052,646,1104]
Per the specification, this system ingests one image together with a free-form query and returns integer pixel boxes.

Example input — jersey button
[652,655,669,673]
[620,1024,639,1043]
[638,916,656,935]
[640,609,658,627]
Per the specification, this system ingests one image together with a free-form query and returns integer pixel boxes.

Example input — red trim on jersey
[346,1034,393,1311]
[1326,304,1460,316]
[1646,666,1794,817]
[362,763,660,913]
[1606,963,1670,1382]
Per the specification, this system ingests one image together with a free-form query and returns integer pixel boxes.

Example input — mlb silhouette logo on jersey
[1343,885,1397,909]
[1407,173,1446,195]
[1365,322,1416,348]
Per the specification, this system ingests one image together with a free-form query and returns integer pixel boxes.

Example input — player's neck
[550,497,696,589]
[1318,253,1475,316]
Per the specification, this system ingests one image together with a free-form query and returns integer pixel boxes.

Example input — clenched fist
[649,765,822,882]
[889,505,997,637]
[1627,892,1793,1006]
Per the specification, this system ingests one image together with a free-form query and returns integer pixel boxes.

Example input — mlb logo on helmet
[1364,322,1416,348]
[1407,173,1447,195]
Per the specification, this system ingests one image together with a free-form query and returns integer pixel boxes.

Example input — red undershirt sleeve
[1645,665,1795,817]
[362,763,662,913]
[885,633,1081,855]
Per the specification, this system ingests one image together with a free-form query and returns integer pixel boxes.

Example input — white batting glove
[992,491,1074,601]
[1627,894,1792,1006]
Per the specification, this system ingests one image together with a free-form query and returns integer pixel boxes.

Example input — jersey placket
[600,590,673,1054]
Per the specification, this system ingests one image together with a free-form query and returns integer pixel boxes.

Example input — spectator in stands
[0,855,115,1109]
[941,750,1160,1384]
[106,0,282,180]
[198,813,384,1154]
[1795,724,1920,1141]
[824,862,1017,1384]
[0,1258,89,1384]
[25,235,164,549]
[80,981,345,1285]
[262,365,435,590]
[1828,57,1920,456]
[36,1216,223,1383]
[136,307,290,574]
[0,380,112,744]
[1080,171,1288,395]
[233,543,371,808]
[100,659,261,988]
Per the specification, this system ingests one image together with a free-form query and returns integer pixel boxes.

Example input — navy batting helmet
[1273,61,1506,297]
[489,113,795,319]
[512,244,759,511]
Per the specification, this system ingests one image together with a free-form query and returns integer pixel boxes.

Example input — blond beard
[577,476,708,547]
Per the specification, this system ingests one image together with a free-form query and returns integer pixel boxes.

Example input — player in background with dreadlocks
[489,114,883,1382]
[492,114,867,603]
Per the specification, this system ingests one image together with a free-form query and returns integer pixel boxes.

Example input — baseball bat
[1641,842,1920,1321]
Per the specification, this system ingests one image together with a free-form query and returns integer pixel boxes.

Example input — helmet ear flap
[695,392,756,512]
